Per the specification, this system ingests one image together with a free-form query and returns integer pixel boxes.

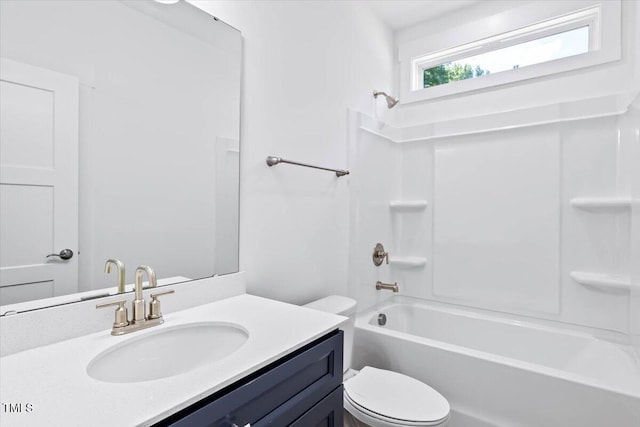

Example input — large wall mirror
[0,0,241,312]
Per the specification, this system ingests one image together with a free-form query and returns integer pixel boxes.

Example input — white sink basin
[87,322,249,383]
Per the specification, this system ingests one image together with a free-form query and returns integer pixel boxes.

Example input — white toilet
[304,295,450,427]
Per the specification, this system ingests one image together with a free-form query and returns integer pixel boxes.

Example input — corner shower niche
[389,201,429,268]
[569,198,635,293]
[571,197,633,210]
[567,101,638,297]
[388,256,427,268]
[348,92,639,336]
[389,200,428,211]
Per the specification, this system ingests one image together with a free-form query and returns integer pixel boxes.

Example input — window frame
[398,0,622,104]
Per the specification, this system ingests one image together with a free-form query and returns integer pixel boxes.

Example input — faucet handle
[148,290,175,320]
[96,300,129,329]
[373,243,389,266]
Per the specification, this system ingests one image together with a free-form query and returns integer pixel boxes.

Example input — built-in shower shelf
[389,200,428,211]
[570,271,635,292]
[389,256,427,268]
[570,197,632,210]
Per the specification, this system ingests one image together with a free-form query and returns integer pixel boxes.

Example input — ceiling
[367,0,479,30]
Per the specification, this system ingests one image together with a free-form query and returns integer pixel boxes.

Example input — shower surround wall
[348,0,640,346]
[627,99,640,348]
[348,92,640,339]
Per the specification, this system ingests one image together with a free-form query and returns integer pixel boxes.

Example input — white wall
[191,1,395,304]
[395,0,640,126]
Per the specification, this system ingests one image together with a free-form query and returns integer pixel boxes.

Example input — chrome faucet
[104,259,126,293]
[97,265,174,336]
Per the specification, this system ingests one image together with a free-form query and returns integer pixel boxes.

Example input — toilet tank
[304,295,356,373]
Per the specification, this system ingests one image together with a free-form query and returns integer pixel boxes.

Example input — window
[398,1,622,103]
[421,26,590,88]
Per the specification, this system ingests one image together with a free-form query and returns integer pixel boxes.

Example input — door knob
[46,249,74,260]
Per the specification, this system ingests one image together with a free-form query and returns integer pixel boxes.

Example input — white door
[0,58,79,306]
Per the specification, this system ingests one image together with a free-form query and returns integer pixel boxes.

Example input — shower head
[373,90,399,109]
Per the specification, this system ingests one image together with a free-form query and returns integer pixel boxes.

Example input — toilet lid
[344,367,450,424]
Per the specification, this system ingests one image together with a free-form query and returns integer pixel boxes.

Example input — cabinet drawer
[160,329,343,427]
[290,385,343,427]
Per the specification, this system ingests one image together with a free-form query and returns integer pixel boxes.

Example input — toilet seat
[344,366,450,427]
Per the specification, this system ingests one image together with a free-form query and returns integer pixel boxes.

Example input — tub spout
[376,281,398,292]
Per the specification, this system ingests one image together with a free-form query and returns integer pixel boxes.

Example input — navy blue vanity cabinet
[289,385,344,427]
[156,329,343,427]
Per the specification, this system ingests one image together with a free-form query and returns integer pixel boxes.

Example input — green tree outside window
[423,63,490,88]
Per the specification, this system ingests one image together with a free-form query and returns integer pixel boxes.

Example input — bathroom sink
[87,322,249,383]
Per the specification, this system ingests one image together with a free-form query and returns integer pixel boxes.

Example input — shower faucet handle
[372,243,389,266]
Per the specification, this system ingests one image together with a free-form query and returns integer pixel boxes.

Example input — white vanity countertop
[0,294,346,426]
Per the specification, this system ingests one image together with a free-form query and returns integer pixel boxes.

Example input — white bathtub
[352,297,640,427]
